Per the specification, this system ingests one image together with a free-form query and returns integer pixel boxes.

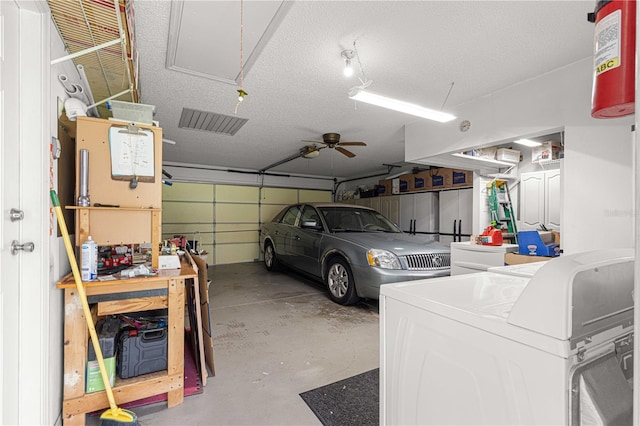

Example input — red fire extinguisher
[588,0,636,118]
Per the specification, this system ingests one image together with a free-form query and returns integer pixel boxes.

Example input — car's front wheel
[264,241,280,271]
[325,258,360,305]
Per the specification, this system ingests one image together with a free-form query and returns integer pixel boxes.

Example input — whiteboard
[108,126,155,182]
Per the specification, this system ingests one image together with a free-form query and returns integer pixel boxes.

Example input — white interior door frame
[0,1,51,424]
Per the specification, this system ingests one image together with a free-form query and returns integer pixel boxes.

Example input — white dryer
[380,249,634,425]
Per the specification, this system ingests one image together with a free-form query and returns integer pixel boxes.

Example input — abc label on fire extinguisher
[594,9,621,75]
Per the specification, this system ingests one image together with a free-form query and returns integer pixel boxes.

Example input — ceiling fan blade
[335,146,356,158]
[338,141,367,146]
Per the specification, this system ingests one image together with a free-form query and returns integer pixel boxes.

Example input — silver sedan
[260,203,451,305]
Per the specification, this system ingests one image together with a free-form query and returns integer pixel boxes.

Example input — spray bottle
[81,236,98,281]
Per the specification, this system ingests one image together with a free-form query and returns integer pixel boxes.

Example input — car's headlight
[367,249,402,269]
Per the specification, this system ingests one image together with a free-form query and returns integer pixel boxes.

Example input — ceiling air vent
[178,107,248,136]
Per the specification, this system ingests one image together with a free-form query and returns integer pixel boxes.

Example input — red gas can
[480,226,503,246]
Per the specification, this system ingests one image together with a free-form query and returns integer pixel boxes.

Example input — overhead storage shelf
[48,0,139,117]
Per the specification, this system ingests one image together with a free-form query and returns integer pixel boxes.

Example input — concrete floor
[89,261,380,425]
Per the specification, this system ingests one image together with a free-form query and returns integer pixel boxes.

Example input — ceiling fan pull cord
[235,0,245,114]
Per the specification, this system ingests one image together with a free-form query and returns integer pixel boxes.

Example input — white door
[1,2,49,424]
[545,170,561,230]
[520,172,545,229]
[1,3,21,422]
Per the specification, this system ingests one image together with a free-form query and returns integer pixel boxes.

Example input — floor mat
[299,368,378,426]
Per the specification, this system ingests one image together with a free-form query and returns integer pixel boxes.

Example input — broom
[50,190,138,425]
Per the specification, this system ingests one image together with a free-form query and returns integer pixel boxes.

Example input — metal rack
[48,0,138,117]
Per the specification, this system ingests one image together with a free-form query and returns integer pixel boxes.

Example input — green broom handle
[50,190,118,411]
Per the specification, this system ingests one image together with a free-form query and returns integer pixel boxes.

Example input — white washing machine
[380,249,634,425]
[487,260,547,277]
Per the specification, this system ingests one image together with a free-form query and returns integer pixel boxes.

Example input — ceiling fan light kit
[348,88,456,123]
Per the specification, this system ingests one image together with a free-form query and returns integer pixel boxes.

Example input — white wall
[562,125,633,253]
[405,57,634,253]
[49,23,85,425]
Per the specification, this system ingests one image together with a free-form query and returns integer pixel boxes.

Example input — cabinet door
[368,196,381,213]
[399,194,415,232]
[439,190,459,243]
[458,188,473,236]
[520,172,545,229]
[380,195,401,226]
[413,192,438,233]
[545,170,561,230]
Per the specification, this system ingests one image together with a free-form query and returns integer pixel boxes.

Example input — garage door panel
[162,224,213,240]
[163,182,214,202]
[216,244,259,264]
[216,231,258,244]
[216,185,259,202]
[163,201,213,223]
[261,187,297,204]
[216,223,259,232]
[299,190,332,202]
[217,204,259,223]
[261,205,286,222]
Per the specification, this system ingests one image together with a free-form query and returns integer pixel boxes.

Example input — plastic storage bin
[117,327,168,379]
[496,148,521,163]
[107,100,155,125]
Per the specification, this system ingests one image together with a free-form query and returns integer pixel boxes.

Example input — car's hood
[331,232,450,255]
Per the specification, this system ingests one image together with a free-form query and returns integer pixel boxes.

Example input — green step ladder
[487,179,518,244]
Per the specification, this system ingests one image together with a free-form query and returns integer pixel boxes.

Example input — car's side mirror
[301,220,322,231]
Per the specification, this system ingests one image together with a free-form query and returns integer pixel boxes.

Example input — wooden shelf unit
[56,267,196,425]
[67,206,161,268]
[57,117,186,425]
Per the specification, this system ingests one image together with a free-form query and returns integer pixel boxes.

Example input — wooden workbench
[57,264,196,425]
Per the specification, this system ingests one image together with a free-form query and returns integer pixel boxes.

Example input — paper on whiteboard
[108,126,155,180]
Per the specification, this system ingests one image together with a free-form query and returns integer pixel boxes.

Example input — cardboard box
[429,168,453,190]
[398,176,410,193]
[532,141,562,163]
[504,252,552,265]
[378,179,392,196]
[451,169,473,188]
[409,170,433,192]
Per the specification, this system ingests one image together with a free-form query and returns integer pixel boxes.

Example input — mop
[51,190,138,425]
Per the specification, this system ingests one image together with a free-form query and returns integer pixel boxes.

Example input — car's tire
[325,257,360,305]
[264,241,280,271]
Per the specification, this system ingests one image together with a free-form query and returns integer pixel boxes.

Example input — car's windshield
[319,207,402,233]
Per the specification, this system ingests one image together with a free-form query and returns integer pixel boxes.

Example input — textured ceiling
[134,0,595,179]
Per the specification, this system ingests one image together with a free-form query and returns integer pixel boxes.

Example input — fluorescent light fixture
[349,88,456,123]
[513,138,542,147]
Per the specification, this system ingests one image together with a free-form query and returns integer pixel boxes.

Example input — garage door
[162,182,331,265]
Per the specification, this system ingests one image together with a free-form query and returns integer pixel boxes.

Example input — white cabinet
[354,196,381,212]
[520,170,560,230]
[439,188,473,246]
[450,241,519,275]
[399,192,439,237]
[379,195,400,226]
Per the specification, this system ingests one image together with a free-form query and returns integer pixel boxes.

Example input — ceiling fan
[302,133,367,158]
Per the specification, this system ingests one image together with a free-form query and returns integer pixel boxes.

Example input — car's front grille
[403,253,451,270]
